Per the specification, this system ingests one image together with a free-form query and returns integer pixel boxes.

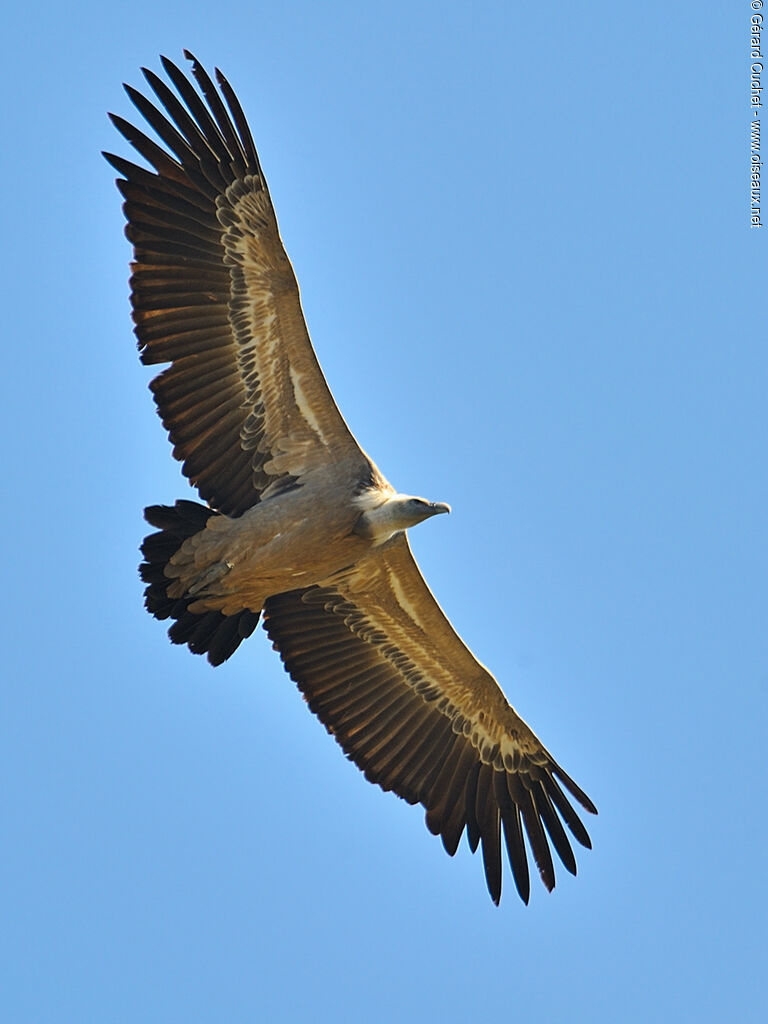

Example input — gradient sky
[3,2,766,1021]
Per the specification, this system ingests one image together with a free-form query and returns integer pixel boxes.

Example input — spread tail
[140,500,260,666]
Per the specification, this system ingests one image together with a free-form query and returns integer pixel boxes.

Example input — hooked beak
[429,502,451,516]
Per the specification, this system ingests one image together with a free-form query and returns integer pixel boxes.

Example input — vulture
[105,52,597,905]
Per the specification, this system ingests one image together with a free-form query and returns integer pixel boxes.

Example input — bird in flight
[105,52,597,905]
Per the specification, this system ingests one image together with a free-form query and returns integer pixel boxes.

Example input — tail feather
[140,500,259,665]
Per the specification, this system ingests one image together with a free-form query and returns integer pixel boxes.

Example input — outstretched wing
[105,53,366,515]
[262,534,596,904]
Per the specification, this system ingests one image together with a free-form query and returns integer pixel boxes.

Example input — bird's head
[355,493,450,544]
[392,495,452,529]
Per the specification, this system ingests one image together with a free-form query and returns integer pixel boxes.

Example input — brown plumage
[106,52,597,905]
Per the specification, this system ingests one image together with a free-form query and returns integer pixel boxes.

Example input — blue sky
[3,1,766,1021]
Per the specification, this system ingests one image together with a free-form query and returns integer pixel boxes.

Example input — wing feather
[532,779,577,876]
[262,534,596,904]
[159,57,235,167]
[494,770,530,903]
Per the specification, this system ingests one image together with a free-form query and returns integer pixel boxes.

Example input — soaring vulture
[105,52,597,905]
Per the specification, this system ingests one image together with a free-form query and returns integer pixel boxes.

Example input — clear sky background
[2,1,765,1021]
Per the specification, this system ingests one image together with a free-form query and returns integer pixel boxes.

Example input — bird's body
[163,460,384,615]
[106,52,597,904]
